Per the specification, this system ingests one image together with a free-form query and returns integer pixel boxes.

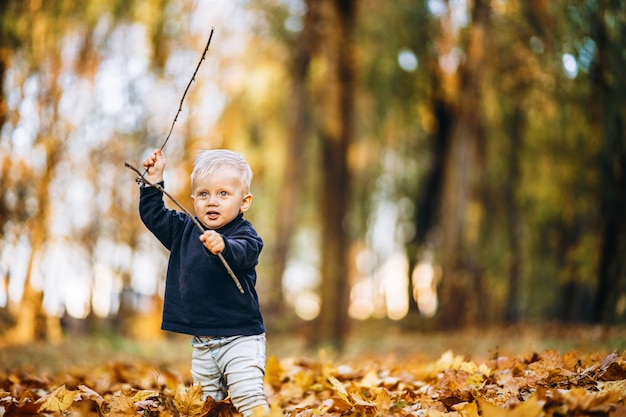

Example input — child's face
[191,167,252,230]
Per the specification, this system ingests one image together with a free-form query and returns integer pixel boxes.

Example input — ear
[240,193,253,212]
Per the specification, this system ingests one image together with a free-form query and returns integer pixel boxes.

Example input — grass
[1,322,624,376]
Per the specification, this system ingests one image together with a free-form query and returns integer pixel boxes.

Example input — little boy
[140,148,268,416]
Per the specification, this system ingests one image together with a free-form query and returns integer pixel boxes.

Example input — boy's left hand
[200,230,225,254]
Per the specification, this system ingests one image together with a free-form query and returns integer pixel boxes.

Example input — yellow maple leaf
[562,351,579,371]
[423,410,448,416]
[327,375,352,405]
[459,361,478,374]
[360,368,381,387]
[174,383,205,417]
[478,394,543,417]
[557,386,620,413]
[466,373,485,388]
[477,363,492,377]
[597,379,626,401]
[374,387,391,413]
[266,398,284,417]
[37,385,78,413]
[250,403,274,417]
[132,389,159,403]
[452,401,479,417]
[108,392,137,417]
[265,355,283,391]
[78,385,104,406]
[293,369,314,391]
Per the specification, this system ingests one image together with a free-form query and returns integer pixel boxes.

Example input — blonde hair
[191,149,253,193]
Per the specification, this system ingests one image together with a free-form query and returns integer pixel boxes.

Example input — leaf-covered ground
[1,325,625,416]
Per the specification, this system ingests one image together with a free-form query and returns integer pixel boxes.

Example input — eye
[219,190,229,197]
[199,191,208,198]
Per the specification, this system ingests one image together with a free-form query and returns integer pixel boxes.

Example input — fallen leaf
[555,386,620,413]
[375,386,391,413]
[132,388,159,403]
[108,391,137,417]
[78,384,105,406]
[452,401,479,417]
[327,375,352,405]
[37,385,78,413]
[478,393,544,417]
[265,355,283,392]
[174,383,205,417]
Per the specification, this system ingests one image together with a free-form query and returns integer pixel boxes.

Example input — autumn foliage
[1,349,625,416]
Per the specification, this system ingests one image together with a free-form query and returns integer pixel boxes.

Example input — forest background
[0,0,625,352]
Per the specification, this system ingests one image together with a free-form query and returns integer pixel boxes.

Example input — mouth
[206,211,220,220]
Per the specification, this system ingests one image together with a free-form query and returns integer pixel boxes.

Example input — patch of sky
[282,0,307,32]
[562,53,578,79]
[398,48,418,72]
[428,0,447,16]
[578,37,596,73]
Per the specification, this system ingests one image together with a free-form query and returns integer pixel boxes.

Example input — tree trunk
[403,92,453,329]
[267,0,321,320]
[434,0,490,329]
[4,40,66,344]
[312,0,356,349]
[5,136,63,345]
[503,107,524,322]
[0,51,10,226]
[591,2,626,323]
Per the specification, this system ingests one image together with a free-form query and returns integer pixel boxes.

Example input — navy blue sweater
[139,183,265,337]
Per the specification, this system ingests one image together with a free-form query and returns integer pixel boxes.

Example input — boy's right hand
[142,149,166,184]
[200,230,225,255]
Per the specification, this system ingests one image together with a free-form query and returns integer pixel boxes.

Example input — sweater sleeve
[221,223,264,272]
[139,183,189,250]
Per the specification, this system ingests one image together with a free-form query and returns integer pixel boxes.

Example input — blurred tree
[0,0,178,343]
[490,0,550,323]
[356,0,435,326]
[228,0,357,346]
[255,0,323,320]
[424,0,490,329]
[589,1,626,323]
[0,0,85,343]
[312,0,357,349]
[401,0,626,327]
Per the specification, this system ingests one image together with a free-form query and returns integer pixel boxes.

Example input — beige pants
[190,334,268,416]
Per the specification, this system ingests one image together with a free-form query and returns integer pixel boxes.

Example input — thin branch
[140,28,216,176]
[160,27,215,153]
[125,162,245,294]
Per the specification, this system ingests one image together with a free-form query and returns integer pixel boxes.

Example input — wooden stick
[125,162,245,294]
[140,28,216,176]
[159,27,215,152]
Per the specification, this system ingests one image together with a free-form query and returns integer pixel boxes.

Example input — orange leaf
[132,389,159,403]
[327,375,352,405]
[37,385,78,413]
[108,392,137,417]
[375,387,391,413]
[174,383,205,417]
[478,394,543,417]
[452,401,479,417]
[265,355,283,392]
[78,384,105,407]
[556,386,620,413]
